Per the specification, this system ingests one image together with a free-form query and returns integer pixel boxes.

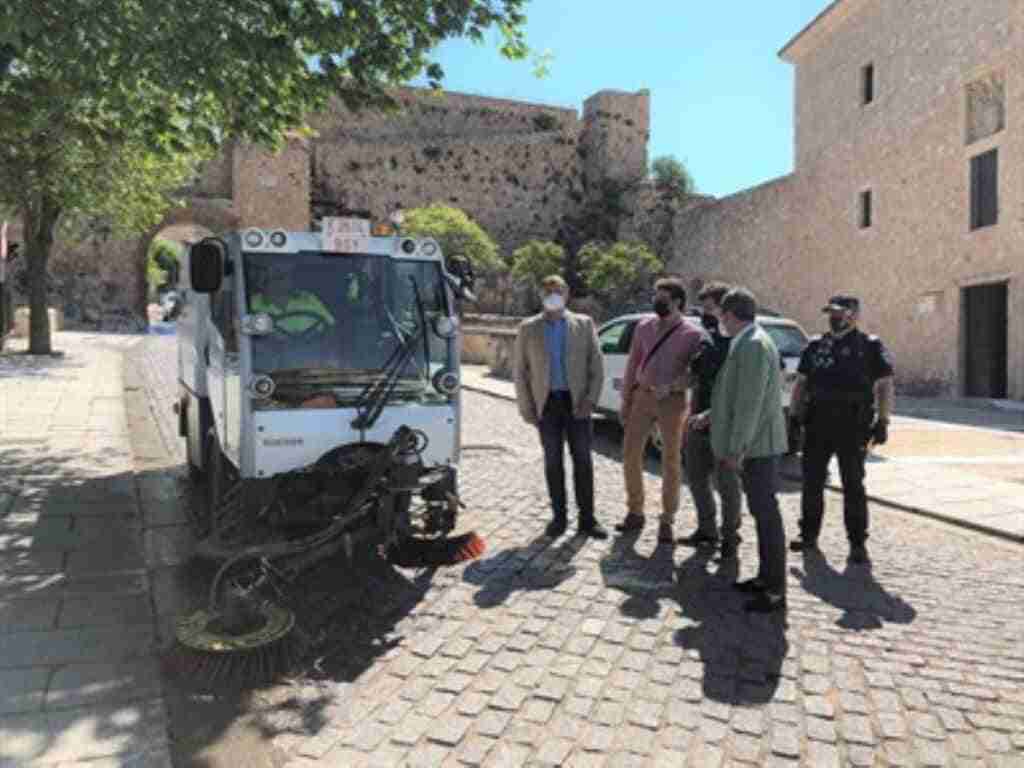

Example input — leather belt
[635,384,685,394]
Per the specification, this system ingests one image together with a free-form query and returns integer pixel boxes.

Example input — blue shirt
[543,316,569,391]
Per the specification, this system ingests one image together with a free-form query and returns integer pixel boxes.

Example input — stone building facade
[4,87,653,327]
[670,0,1024,399]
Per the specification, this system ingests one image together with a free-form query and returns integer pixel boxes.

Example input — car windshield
[762,323,809,357]
[243,251,453,398]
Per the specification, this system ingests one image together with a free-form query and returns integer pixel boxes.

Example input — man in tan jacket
[514,275,608,539]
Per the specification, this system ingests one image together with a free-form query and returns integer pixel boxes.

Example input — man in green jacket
[693,287,788,613]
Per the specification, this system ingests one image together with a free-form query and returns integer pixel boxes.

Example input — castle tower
[232,137,312,230]
[580,89,651,191]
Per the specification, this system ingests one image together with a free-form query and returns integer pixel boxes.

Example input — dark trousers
[538,391,595,526]
[800,406,869,545]
[741,455,786,595]
[684,427,742,545]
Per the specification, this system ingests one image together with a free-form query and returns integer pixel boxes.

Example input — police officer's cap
[821,294,859,313]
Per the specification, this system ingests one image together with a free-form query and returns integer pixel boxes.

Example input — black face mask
[701,313,718,331]
[829,317,849,333]
[653,299,671,317]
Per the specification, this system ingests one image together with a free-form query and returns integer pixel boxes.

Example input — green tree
[578,240,663,312]
[1,1,529,353]
[650,155,696,198]
[509,241,566,289]
[402,205,502,274]
[147,239,182,299]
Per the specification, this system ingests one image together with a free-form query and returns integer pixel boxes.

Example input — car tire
[646,423,664,457]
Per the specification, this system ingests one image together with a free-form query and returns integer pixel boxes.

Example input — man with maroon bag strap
[616,276,704,542]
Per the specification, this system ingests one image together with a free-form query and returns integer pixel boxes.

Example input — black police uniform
[797,327,893,548]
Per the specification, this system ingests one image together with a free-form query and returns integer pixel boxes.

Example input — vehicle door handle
[204,346,210,364]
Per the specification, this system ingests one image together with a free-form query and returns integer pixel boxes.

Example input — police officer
[788,295,894,564]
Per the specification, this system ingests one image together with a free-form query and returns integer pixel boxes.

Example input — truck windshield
[243,251,454,401]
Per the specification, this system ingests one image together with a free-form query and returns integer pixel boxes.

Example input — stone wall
[671,0,1024,398]
[314,132,582,254]
[4,86,662,329]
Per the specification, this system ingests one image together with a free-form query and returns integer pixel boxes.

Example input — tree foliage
[577,240,663,309]
[509,241,565,289]
[147,238,182,299]
[401,205,501,273]
[0,0,529,351]
[650,155,696,198]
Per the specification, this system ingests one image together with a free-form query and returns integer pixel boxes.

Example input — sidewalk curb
[462,382,516,403]
[776,469,1024,545]
[464,379,1024,546]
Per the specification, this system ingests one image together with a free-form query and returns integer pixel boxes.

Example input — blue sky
[413,1,832,199]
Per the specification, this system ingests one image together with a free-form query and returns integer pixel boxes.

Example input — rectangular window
[970,149,998,230]
[861,63,874,105]
[859,189,872,229]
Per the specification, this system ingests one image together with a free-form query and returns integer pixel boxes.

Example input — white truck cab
[175,219,476,558]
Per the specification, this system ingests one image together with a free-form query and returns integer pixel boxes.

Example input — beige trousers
[622,388,688,525]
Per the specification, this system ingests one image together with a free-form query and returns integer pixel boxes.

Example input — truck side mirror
[190,239,225,294]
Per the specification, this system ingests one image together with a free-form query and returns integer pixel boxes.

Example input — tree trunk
[22,197,61,355]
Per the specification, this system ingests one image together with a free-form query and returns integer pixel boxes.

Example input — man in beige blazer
[514,275,608,539]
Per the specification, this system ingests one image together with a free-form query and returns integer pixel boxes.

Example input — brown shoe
[658,523,674,543]
[614,513,645,533]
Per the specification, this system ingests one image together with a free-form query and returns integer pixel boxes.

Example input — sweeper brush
[165,589,308,688]
[385,530,486,568]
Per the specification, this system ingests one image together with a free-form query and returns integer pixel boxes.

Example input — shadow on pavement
[673,550,789,706]
[0,444,168,765]
[462,533,583,608]
[791,548,916,630]
[595,534,788,707]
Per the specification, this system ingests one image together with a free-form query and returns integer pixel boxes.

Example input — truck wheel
[205,429,226,525]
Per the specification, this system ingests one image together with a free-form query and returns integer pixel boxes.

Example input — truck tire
[205,429,226,528]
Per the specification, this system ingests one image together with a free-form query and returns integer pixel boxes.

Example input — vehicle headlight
[401,238,417,255]
[240,313,274,336]
[249,374,276,399]
[421,241,437,256]
[244,229,265,248]
[432,315,458,339]
[269,230,287,248]
[432,369,459,396]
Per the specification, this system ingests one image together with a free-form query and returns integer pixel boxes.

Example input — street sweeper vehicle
[170,217,482,681]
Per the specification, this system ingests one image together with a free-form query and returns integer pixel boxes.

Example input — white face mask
[542,293,566,312]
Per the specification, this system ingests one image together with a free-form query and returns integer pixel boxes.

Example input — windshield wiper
[410,276,431,386]
[350,318,423,430]
[350,276,432,431]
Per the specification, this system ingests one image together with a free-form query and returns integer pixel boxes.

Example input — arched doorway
[134,201,240,327]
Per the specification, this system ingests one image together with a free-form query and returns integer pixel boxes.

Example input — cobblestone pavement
[138,336,1024,768]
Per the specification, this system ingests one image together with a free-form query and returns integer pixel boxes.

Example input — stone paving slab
[0,333,173,768]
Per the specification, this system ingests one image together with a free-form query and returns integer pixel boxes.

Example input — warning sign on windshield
[323,217,371,253]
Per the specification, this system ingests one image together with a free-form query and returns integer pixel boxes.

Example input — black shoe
[678,530,719,549]
[849,543,870,564]
[545,519,567,538]
[578,522,609,540]
[719,542,738,561]
[614,514,645,533]
[744,592,786,613]
[788,537,818,552]
[732,578,765,594]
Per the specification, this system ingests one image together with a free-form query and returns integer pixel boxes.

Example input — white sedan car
[595,311,810,454]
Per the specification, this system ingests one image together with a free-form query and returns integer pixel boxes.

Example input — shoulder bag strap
[640,321,683,373]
